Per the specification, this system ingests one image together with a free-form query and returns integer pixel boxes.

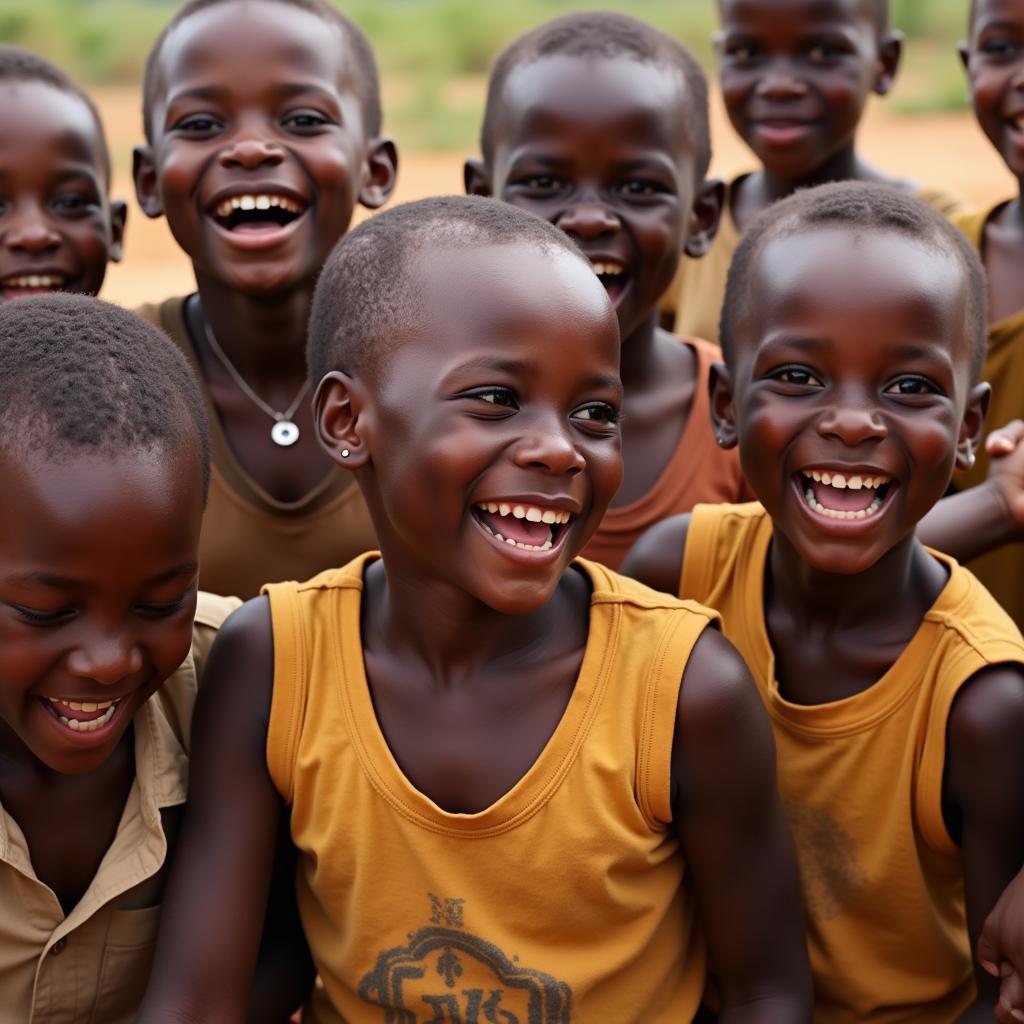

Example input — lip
[470,509,574,566]
[791,470,899,536]
[581,252,631,310]
[751,119,816,146]
[0,269,72,299]
[204,183,310,253]
[38,693,133,748]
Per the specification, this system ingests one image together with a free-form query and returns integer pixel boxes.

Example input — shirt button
[50,938,67,955]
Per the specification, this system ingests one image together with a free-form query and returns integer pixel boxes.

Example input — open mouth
[211,192,307,234]
[590,260,628,305]
[1,273,67,295]
[472,501,573,553]
[42,696,121,734]
[799,468,894,522]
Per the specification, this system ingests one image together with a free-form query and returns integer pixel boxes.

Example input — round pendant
[271,419,300,447]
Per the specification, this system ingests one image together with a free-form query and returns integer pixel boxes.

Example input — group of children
[6,0,1024,1020]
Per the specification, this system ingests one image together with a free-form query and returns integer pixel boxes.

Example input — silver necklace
[202,321,311,447]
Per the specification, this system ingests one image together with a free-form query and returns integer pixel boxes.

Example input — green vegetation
[0,0,973,148]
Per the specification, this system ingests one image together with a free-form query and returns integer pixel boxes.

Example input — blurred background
[0,0,1012,306]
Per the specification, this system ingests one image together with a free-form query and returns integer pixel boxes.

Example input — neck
[192,274,312,388]
[618,311,662,388]
[757,146,888,206]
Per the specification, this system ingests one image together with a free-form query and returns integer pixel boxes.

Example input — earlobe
[314,371,371,469]
[132,146,164,219]
[359,137,399,210]
[683,178,725,259]
[709,361,739,449]
[874,31,903,96]
[464,158,493,197]
[108,201,128,263]
[956,381,991,470]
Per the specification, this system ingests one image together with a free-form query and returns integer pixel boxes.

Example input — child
[0,45,126,300]
[665,0,964,345]
[954,0,1024,627]
[138,196,812,1022]
[133,0,398,598]
[624,182,1024,1023]
[466,12,748,570]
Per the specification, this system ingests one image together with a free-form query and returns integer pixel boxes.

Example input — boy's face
[135,0,395,297]
[333,242,622,615]
[716,228,985,575]
[0,444,204,775]
[716,0,898,179]
[962,0,1024,179]
[0,82,125,301]
[468,54,720,344]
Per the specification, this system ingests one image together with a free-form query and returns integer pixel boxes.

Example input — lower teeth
[480,521,554,551]
[58,703,117,732]
[804,488,882,520]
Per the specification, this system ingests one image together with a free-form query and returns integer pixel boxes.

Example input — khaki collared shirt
[0,591,239,1023]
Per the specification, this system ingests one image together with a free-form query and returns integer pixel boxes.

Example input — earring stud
[341,448,351,458]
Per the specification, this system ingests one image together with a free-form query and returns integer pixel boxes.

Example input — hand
[994,966,1024,1023]
[983,420,1024,542]
[980,867,1024,1021]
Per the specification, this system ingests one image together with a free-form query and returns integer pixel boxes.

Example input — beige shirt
[0,591,239,1023]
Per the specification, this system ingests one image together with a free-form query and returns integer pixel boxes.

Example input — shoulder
[949,662,1024,756]
[913,183,969,220]
[677,626,762,728]
[620,512,691,596]
[950,202,1009,249]
[133,294,188,331]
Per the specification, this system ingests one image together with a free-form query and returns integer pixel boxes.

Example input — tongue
[231,220,287,234]
[810,479,877,512]
[479,510,552,545]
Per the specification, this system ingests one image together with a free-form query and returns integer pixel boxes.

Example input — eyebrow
[443,357,621,394]
[6,562,199,591]
[167,81,339,104]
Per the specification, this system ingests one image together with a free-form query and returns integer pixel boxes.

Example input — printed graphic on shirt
[358,893,572,1023]
[786,803,866,920]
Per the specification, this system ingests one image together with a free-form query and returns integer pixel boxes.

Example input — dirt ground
[97,84,1017,309]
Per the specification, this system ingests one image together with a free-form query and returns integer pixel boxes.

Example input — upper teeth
[3,275,63,288]
[804,469,890,490]
[47,698,115,712]
[591,261,623,277]
[45,697,119,732]
[214,194,302,218]
[477,502,571,525]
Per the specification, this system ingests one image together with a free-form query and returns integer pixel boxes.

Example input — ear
[709,360,739,449]
[359,136,399,210]
[956,381,991,471]
[683,177,725,259]
[107,200,128,263]
[464,158,493,197]
[873,30,903,96]
[711,29,725,61]
[957,40,971,74]
[133,145,164,219]
[314,370,372,469]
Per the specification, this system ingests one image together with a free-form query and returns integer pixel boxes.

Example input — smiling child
[625,182,1024,1023]
[138,196,811,1023]
[133,0,397,598]
[0,45,126,301]
[467,12,748,570]
[665,0,964,345]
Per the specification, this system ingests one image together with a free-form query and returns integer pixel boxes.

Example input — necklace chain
[202,319,311,425]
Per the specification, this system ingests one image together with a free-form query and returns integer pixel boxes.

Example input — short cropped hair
[719,0,890,34]
[481,11,712,181]
[142,0,382,144]
[719,182,988,380]
[308,195,590,382]
[0,44,110,183]
[0,294,211,496]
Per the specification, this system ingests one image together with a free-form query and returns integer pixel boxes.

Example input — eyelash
[10,594,192,627]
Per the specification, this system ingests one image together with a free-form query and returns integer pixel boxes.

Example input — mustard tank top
[265,554,718,1023]
[681,502,1024,1024]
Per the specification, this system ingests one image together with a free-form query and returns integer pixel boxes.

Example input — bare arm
[945,665,1024,1023]
[672,628,812,1023]
[977,869,1024,1023]
[140,597,284,1023]
[621,513,691,596]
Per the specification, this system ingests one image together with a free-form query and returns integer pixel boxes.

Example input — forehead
[0,81,105,177]
[720,0,879,32]
[497,54,692,159]
[396,241,619,374]
[743,227,970,363]
[156,1,352,104]
[970,0,1024,34]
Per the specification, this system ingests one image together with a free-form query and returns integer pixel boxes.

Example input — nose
[218,133,285,171]
[66,628,143,686]
[3,202,61,254]
[756,59,808,100]
[556,197,620,241]
[512,416,586,477]
[815,396,888,447]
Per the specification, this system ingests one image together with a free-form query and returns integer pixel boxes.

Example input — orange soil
[96,84,1016,309]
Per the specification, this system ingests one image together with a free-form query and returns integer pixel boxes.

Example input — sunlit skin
[466,54,723,507]
[0,81,125,301]
[133,0,397,501]
[0,444,203,913]
[717,0,904,231]
[961,0,1024,323]
[625,226,1024,1023]
[137,240,812,1023]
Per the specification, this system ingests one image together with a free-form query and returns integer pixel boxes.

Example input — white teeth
[804,470,891,490]
[475,503,570,525]
[214,194,303,219]
[803,487,883,521]
[847,476,863,490]
[525,507,543,523]
[541,510,557,524]
[498,503,510,516]
[591,260,624,277]
[51,700,118,733]
[512,505,526,519]
[3,274,64,288]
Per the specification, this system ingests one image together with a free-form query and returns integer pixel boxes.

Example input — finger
[979,926,1004,975]
[986,419,1024,454]
[1003,970,1024,1012]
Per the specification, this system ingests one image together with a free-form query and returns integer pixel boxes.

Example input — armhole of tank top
[637,608,716,829]
[679,505,715,603]
[265,583,309,805]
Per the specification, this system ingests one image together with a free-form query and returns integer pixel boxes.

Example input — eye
[979,37,1020,59]
[883,375,941,397]
[135,592,194,619]
[771,366,822,387]
[615,179,664,198]
[52,194,94,214]
[9,604,74,626]
[518,174,564,194]
[282,111,332,130]
[462,386,519,411]
[174,114,221,135]
[572,402,620,428]
[725,43,758,63]
[806,41,848,63]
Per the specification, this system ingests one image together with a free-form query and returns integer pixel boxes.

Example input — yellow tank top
[680,502,1024,1024]
[265,554,718,1023]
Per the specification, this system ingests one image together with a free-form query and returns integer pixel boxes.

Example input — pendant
[271,419,300,447]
